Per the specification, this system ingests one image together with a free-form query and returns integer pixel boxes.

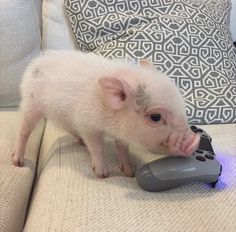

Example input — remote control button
[191,128,198,133]
[205,154,214,160]
[196,155,206,161]
[196,150,203,153]
[190,126,198,133]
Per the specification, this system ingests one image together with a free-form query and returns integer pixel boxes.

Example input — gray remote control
[136,126,222,191]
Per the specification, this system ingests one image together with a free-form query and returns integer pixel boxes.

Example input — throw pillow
[65,0,236,124]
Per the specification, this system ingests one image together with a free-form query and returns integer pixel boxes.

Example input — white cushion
[0,0,41,108]
[231,0,236,41]
[42,0,78,49]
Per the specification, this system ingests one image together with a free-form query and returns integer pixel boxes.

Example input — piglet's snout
[164,129,200,156]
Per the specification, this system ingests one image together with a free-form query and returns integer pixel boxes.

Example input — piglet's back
[21,51,115,93]
[20,51,117,112]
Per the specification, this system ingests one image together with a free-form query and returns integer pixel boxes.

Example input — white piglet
[11,51,200,178]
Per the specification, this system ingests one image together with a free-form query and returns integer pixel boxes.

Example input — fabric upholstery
[0,111,45,232]
[41,0,78,49]
[24,122,236,232]
[0,0,41,108]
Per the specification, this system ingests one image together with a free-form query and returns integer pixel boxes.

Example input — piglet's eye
[149,114,162,122]
[145,109,166,127]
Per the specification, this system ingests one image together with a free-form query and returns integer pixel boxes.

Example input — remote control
[136,126,222,191]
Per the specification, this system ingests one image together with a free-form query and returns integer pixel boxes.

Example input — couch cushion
[24,122,236,232]
[0,111,45,232]
[0,0,41,108]
[65,0,236,125]
[41,0,78,49]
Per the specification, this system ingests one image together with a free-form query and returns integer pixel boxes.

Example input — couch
[0,0,236,231]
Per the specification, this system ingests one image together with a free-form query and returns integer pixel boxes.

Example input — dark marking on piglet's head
[135,85,150,110]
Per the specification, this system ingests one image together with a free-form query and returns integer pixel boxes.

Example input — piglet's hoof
[92,162,109,178]
[11,152,23,167]
[120,165,135,178]
[95,169,109,178]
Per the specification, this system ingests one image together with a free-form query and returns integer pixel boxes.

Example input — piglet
[11,51,200,178]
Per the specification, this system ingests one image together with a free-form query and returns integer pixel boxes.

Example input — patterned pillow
[65,0,236,124]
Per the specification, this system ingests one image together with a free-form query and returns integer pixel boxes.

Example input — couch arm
[0,111,45,232]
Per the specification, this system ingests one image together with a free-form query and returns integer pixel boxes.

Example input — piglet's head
[99,62,200,157]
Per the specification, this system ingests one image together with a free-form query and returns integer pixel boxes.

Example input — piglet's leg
[81,132,108,178]
[115,140,134,177]
[12,110,42,167]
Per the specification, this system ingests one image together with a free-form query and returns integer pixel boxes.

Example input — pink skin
[115,140,134,177]
[11,52,200,178]
[161,129,200,156]
[11,109,42,167]
[143,107,200,157]
[81,132,109,178]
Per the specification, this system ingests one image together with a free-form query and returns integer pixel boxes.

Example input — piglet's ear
[99,77,134,110]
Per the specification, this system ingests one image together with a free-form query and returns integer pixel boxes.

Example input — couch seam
[23,118,47,226]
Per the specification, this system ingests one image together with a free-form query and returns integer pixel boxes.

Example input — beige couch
[1,1,236,232]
